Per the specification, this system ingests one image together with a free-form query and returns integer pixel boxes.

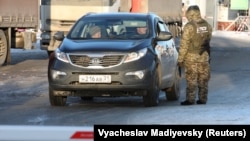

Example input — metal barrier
[224,16,250,32]
[0,125,94,141]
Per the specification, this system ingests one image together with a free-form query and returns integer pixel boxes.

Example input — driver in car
[89,26,101,38]
[136,26,147,35]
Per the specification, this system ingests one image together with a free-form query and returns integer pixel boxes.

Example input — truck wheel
[49,86,67,106]
[0,30,7,66]
[143,71,160,107]
[165,66,181,101]
[81,96,94,101]
[47,51,54,57]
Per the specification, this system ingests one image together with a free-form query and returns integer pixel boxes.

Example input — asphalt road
[0,31,250,125]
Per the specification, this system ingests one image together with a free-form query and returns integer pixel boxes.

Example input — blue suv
[48,12,181,107]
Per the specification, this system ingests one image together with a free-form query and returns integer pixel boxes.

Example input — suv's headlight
[55,48,69,63]
[124,48,147,63]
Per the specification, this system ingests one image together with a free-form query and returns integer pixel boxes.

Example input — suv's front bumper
[48,55,157,96]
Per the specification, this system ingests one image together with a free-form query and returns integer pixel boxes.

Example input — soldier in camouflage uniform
[178,5,212,105]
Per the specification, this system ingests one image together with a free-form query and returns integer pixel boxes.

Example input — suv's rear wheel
[143,71,160,107]
[165,67,181,100]
[49,87,67,106]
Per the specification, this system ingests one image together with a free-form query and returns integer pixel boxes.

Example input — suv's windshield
[68,17,150,40]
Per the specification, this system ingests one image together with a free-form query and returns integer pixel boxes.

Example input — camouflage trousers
[184,61,210,103]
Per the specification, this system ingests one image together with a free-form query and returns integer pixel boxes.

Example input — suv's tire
[0,30,7,66]
[165,67,181,101]
[49,87,67,106]
[143,71,160,107]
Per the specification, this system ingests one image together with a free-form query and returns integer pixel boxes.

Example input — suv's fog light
[52,70,67,79]
[126,71,144,79]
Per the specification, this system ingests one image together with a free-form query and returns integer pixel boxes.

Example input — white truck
[0,0,39,66]
[39,0,121,56]
[39,0,183,55]
[119,0,183,38]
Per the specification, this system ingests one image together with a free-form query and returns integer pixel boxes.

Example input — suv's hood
[59,38,151,52]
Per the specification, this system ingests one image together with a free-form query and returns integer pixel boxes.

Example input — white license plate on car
[79,75,111,83]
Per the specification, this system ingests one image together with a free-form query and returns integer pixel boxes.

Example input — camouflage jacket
[178,8,212,63]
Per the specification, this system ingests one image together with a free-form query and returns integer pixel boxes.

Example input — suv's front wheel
[49,87,67,106]
[143,71,160,107]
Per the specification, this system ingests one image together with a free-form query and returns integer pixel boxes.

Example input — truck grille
[69,54,124,68]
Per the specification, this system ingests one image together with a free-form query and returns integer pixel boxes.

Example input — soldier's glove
[178,62,184,67]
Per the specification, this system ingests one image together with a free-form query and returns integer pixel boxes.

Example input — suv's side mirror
[156,31,173,41]
[54,31,65,41]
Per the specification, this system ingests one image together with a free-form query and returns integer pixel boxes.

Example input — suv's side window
[157,22,167,32]
[156,20,168,36]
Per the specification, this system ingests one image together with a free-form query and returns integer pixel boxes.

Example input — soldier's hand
[178,62,184,67]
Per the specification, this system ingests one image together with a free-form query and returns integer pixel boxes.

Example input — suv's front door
[155,20,176,88]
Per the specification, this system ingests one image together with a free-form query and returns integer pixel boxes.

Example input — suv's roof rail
[85,12,96,16]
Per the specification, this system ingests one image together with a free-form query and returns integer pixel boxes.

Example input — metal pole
[213,0,218,31]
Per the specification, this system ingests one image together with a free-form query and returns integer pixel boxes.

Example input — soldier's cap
[187,5,200,12]
[89,26,101,36]
[186,5,201,21]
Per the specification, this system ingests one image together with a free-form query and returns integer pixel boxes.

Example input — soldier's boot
[196,100,206,104]
[181,100,194,105]
[181,89,195,106]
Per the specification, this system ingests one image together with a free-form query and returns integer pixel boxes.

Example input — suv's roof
[82,12,158,19]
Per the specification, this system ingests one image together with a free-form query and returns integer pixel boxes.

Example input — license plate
[79,75,111,83]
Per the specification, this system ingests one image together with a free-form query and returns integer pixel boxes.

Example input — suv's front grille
[69,54,124,68]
